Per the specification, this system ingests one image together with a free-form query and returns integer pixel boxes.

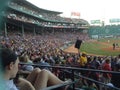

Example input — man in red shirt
[102,58,112,84]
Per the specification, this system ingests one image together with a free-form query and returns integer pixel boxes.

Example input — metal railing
[19,63,120,90]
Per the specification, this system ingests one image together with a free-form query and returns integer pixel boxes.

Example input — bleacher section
[89,25,120,39]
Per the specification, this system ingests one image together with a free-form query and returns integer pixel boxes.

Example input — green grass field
[80,38,120,56]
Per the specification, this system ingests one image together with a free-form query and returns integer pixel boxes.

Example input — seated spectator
[33,57,51,70]
[80,84,97,90]
[19,54,34,72]
[0,48,70,90]
[90,56,100,69]
[111,64,120,88]
[86,66,99,90]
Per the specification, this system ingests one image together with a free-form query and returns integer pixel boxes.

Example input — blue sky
[27,0,120,24]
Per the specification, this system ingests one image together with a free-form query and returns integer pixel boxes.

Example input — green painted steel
[88,25,120,37]
[0,0,10,89]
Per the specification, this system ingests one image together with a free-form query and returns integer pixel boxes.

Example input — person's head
[114,64,120,71]
[105,58,110,64]
[0,48,19,79]
[23,54,30,63]
[82,52,87,57]
[93,56,97,61]
[118,54,120,58]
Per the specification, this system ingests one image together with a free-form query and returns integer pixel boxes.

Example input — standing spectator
[78,52,87,68]
[77,52,88,86]
[102,58,112,84]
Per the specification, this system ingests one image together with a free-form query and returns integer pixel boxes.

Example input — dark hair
[0,48,17,69]
[115,64,120,70]
[105,58,110,63]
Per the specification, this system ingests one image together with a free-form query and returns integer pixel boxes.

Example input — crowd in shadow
[0,30,120,90]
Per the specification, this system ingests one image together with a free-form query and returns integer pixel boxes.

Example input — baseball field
[64,38,120,56]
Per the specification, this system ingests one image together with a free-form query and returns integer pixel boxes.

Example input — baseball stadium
[0,0,120,90]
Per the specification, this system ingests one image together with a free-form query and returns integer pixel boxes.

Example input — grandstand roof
[13,0,62,14]
[79,19,89,25]
[5,0,89,28]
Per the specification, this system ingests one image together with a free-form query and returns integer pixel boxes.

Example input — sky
[27,0,120,24]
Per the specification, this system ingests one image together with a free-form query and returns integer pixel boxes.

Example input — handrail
[19,63,120,90]
[41,81,74,90]
[79,74,120,90]
[63,70,120,90]
[19,63,120,74]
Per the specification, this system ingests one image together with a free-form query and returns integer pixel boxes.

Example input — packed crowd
[0,29,120,90]
[0,30,89,61]
[0,30,90,90]
[77,53,120,89]
[0,1,119,90]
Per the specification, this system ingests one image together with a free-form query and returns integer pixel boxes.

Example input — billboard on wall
[71,12,80,16]
[71,12,80,18]
[90,20,101,24]
[109,18,120,23]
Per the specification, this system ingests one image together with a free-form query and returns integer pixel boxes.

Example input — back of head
[115,63,120,71]
[0,48,17,70]
[105,58,110,63]
[118,54,120,58]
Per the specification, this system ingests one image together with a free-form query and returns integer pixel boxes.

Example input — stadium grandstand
[89,25,120,39]
[1,0,89,37]
[0,0,120,90]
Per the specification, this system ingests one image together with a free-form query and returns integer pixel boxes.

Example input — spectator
[78,52,87,68]
[19,54,34,72]
[90,56,100,69]
[111,64,120,88]
[0,48,70,90]
[102,58,112,84]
